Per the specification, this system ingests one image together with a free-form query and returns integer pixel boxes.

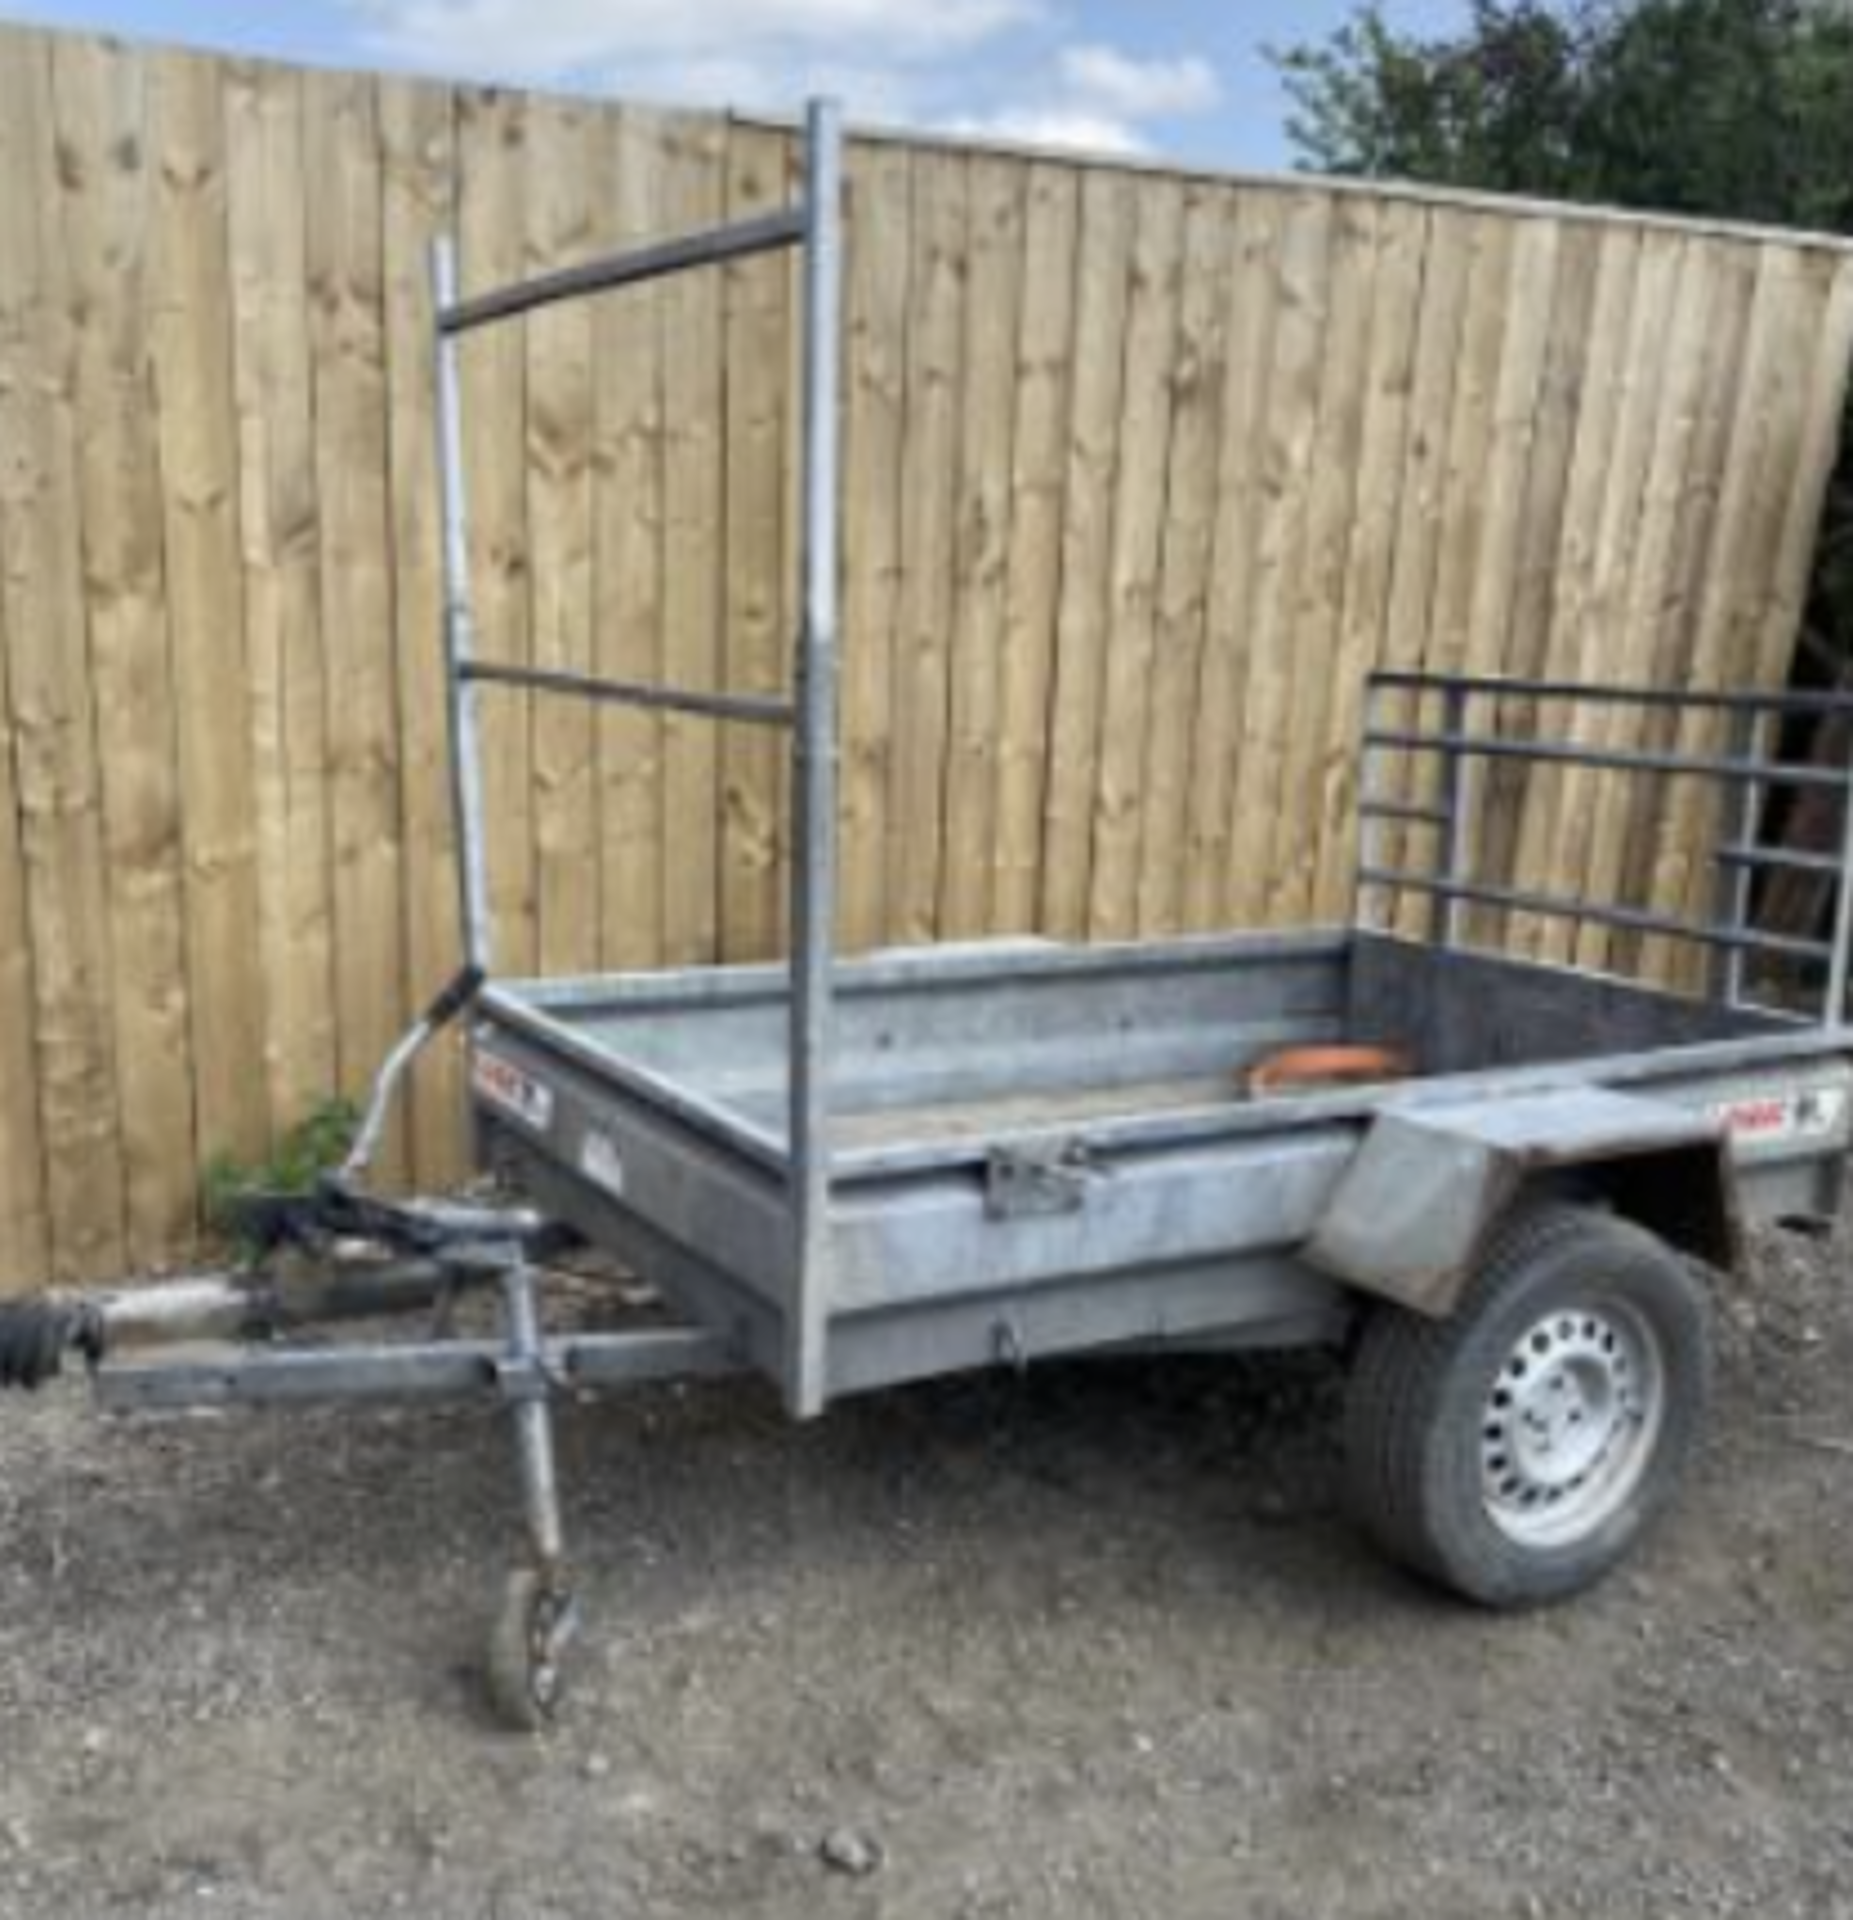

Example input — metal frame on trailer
[429,98,845,1420]
[140,99,846,1720]
[1352,670,1853,1024]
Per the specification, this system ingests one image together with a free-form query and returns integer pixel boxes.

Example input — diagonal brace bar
[461,660,796,728]
[439,207,805,335]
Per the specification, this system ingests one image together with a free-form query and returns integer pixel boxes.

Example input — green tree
[1275,1,1599,194]
[1273,0,1853,671]
[1276,0,1853,226]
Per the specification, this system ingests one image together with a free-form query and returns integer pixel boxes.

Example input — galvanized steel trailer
[7,99,1853,1727]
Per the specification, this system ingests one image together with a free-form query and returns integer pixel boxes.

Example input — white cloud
[959,42,1224,157]
[348,0,1222,161]
[953,106,1152,157]
[1056,44,1221,121]
[350,0,1046,86]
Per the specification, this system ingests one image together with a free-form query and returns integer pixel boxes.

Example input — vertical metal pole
[1354,680,1383,934]
[786,101,843,1419]
[1711,706,1760,1007]
[431,240,494,973]
[1433,683,1469,949]
[499,1259,564,1571]
[1826,721,1853,1027]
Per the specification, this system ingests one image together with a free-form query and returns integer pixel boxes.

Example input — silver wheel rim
[1480,1297,1666,1549]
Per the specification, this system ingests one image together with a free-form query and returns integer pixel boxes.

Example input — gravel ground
[0,1221,1850,1919]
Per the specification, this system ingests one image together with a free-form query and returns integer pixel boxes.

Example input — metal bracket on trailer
[224,1176,558,1263]
[984,1141,1101,1219]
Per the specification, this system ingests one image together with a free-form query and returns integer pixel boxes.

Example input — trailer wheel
[1344,1202,1711,1607]
[486,1566,577,1732]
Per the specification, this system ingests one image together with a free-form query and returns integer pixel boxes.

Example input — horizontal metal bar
[1357,868,1836,961]
[91,1259,455,1349]
[93,1327,738,1413]
[1714,842,1848,878]
[1357,799,1451,827]
[1362,727,1852,791]
[439,207,806,335]
[566,1328,738,1388]
[96,1340,498,1409]
[462,661,795,727]
[1368,669,1853,721]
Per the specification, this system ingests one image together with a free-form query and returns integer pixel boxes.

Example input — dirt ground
[1,1218,1850,1920]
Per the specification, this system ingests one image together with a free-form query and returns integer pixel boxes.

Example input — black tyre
[1344,1202,1712,1607]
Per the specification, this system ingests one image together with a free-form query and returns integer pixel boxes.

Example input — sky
[0,0,1472,170]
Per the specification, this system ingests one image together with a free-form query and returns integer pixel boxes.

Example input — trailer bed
[469,928,1851,1410]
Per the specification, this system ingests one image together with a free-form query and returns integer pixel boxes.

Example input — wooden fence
[1,21,1851,1289]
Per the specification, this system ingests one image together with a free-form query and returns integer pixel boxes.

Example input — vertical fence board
[1182,189,1285,930]
[1549,231,1683,970]
[54,35,198,1262]
[1449,219,1559,946]
[991,162,1078,934]
[1372,209,1474,935]
[379,75,461,1182]
[939,154,1026,940]
[887,150,969,947]
[592,106,668,971]
[225,58,338,1159]
[1408,212,1522,944]
[1626,243,1760,979]
[0,600,47,1286]
[720,122,795,962]
[1270,194,1380,925]
[658,113,725,966]
[1041,168,1136,938]
[1427,221,1520,683]
[1573,238,1720,974]
[1474,223,1604,917]
[0,34,125,1278]
[1136,186,1239,936]
[1466,221,1562,682]
[1086,176,1186,942]
[1314,200,1430,918]
[303,69,405,1162]
[151,50,269,1182]
[1509,229,1645,956]
[836,142,912,952]
[525,95,600,980]
[1224,192,1335,927]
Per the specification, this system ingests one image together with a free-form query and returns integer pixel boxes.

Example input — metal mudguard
[1301,1087,1733,1317]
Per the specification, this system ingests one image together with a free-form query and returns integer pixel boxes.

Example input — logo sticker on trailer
[579,1129,626,1199]
[1708,1085,1849,1148]
[471,1049,555,1133]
